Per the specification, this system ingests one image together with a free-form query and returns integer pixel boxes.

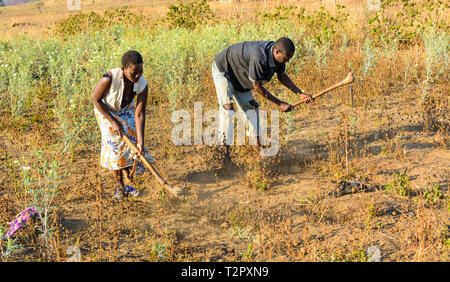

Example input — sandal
[125,185,141,198]
[113,188,125,200]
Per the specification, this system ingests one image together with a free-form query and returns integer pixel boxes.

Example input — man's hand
[279,102,294,112]
[299,93,315,103]
[277,73,314,104]
[136,143,144,156]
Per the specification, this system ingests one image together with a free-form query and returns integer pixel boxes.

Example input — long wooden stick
[121,135,184,196]
[292,72,355,107]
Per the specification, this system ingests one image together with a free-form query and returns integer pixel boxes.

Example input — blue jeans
[211,61,260,145]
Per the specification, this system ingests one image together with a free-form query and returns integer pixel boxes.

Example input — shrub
[299,5,349,46]
[366,0,449,46]
[53,11,106,37]
[262,5,297,21]
[165,0,214,29]
[52,9,149,37]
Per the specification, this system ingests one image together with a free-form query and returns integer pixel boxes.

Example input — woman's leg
[122,167,133,183]
[113,169,125,195]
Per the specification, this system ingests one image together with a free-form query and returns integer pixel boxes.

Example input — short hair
[121,50,143,68]
[274,37,295,56]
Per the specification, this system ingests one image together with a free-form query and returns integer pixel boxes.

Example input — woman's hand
[111,119,124,137]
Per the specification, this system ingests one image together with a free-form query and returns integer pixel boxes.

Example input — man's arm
[252,81,293,112]
[134,85,148,155]
[277,72,314,103]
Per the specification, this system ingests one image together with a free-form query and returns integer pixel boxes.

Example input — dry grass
[0,0,380,38]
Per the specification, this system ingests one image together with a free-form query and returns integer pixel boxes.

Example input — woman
[92,50,153,199]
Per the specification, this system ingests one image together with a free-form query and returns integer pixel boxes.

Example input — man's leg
[212,62,235,163]
[221,104,233,160]
[234,91,261,149]
[248,99,262,150]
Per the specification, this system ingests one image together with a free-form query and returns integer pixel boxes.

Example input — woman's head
[121,50,143,83]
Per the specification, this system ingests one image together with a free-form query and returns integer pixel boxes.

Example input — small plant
[325,114,359,181]
[352,250,369,262]
[313,247,368,262]
[422,183,444,204]
[422,27,449,88]
[385,171,411,197]
[20,149,65,259]
[283,111,296,141]
[0,226,22,262]
[313,37,331,69]
[227,209,258,242]
[363,204,376,241]
[229,214,254,241]
[442,227,450,248]
[151,241,168,261]
[361,37,378,77]
[250,169,269,191]
[242,243,254,262]
[339,32,349,52]
[232,144,281,191]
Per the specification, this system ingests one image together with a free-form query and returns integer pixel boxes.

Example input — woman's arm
[92,76,124,136]
[134,85,148,155]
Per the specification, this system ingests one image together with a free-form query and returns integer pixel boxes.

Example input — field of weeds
[0,0,448,262]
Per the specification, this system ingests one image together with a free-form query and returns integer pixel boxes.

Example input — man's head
[273,37,295,64]
[121,50,144,83]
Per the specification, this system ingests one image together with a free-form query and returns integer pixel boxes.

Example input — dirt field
[1,83,448,262]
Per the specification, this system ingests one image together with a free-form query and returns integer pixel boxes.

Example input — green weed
[385,171,412,197]
[422,183,444,204]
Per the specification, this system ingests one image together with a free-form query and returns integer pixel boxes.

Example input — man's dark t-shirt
[213,41,286,92]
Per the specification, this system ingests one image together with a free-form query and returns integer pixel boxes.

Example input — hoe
[292,71,355,107]
[122,134,185,197]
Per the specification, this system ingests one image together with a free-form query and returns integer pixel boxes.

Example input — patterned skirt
[94,103,154,174]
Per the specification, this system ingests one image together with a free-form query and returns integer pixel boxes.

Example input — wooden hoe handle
[121,134,184,196]
[292,72,355,107]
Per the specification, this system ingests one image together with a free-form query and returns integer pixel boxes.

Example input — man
[212,37,314,161]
